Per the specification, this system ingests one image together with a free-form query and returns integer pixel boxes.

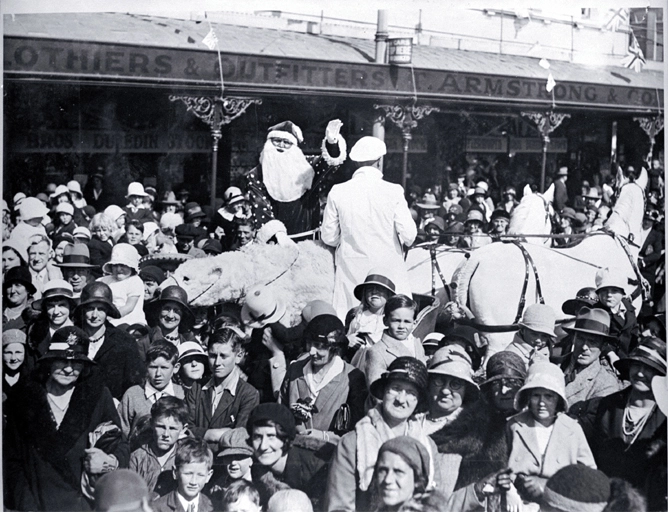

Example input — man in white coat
[321,136,417,318]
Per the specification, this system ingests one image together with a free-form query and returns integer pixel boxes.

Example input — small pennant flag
[603,8,629,32]
[539,58,551,70]
[546,72,556,92]
[202,27,219,50]
[621,33,646,73]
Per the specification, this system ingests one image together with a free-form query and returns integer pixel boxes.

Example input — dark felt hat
[4,266,36,295]
[38,326,95,365]
[139,265,166,285]
[247,403,297,441]
[353,272,396,301]
[369,356,429,406]
[146,285,195,328]
[184,202,206,223]
[73,281,121,319]
[55,243,97,269]
[32,279,75,311]
[490,209,510,222]
[614,336,666,378]
[175,223,201,240]
[304,314,345,347]
[563,307,616,340]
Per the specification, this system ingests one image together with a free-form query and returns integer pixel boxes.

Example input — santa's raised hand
[325,119,344,144]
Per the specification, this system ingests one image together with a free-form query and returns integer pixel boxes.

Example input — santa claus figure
[243,119,346,237]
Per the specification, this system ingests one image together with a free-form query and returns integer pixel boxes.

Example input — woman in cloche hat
[140,285,197,355]
[3,325,129,511]
[326,356,436,512]
[588,336,667,511]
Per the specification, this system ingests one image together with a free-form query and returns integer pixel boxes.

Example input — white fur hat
[349,136,387,162]
[160,212,183,231]
[103,243,140,274]
[19,197,49,220]
[126,182,148,198]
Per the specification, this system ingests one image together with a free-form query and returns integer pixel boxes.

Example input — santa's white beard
[259,140,315,202]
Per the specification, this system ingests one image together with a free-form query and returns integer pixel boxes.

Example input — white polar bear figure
[168,239,335,326]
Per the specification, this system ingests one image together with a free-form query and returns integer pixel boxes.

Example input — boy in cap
[321,136,417,318]
[124,183,154,225]
[242,119,347,236]
[506,304,557,366]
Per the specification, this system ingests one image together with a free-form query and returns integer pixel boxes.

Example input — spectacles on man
[270,137,294,149]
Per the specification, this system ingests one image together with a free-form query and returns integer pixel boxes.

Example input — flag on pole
[202,27,219,50]
[621,33,646,73]
[602,8,629,32]
[546,72,556,92]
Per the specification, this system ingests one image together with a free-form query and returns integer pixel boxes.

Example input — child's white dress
[98,274,146,326]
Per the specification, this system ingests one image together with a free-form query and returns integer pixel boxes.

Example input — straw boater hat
[416,193,440,210]
[353,270,396,301]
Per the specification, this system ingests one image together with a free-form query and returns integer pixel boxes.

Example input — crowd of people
[2,120,666,512]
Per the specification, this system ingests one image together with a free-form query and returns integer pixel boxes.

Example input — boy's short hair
[207,327,245,352]
[146,341,179,365]
[175,438,213,470]
[220,480,261,511]
[150,396,189,426]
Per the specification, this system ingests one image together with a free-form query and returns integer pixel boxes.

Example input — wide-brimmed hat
[37,326,95,365]
[178,341,208,365]
[160,191,180,206]
[518,304,557,338]
[514,361,567,411]
[349,136,386,162]
[584,188,601,200]
[563,308,616,340]
[482,351,527,386]
[103,243,140,274]
[424,217,446,233]
[422,333,444,350]
[561,287,598,315]
[614,336,666,378]
[32,279,75,311]
[595,267,628,293]
[4,266,36,295]
[126,182,149,198]
[73,281,121,319]
[416,193,440,210]
[369,356,429,405]
[55,243,97,269]
[146,285,195,327]
[428,344,478,389]
[184,202,206,223]
[556,167,569,177]
[19,197,49,220]
[353,271,396,301]
[241,284,286,329]
[465,209,485,224]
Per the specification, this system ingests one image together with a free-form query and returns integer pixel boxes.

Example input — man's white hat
[349,136,387,162]
[19,197,49,220]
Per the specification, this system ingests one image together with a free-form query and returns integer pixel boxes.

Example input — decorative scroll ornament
[169,95,263,129]
[633,116,665,164]
[521,111,571,139]
[375,103,440,131]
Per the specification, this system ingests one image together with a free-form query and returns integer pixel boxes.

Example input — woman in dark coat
[588,336,666,512]
[3,326,129,511]
[431,351,526,499]
[279,314,367,443]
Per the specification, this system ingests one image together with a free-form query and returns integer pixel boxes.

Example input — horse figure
[405,184,554,300]
[451,168,647,359]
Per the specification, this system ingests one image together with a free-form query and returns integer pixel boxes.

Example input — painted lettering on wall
[4,37,663,109]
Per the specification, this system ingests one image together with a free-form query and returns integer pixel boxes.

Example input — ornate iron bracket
[634,116,665,164]
[521,111,571,192]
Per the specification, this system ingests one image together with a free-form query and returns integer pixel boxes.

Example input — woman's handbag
[333,403,351,435]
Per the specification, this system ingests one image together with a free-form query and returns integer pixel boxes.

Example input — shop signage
[11,129,212,153]
[4,37,663,110]
[466,136,567,153]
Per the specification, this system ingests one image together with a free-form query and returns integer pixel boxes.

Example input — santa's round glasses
[270,137,294,149]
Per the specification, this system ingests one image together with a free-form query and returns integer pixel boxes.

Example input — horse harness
[507,240,545,324]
